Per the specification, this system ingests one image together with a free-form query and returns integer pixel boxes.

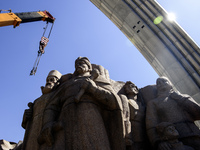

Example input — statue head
[42,70,62,94]
[156,76,173,95]
[74,57,92,75]
[156,122,179,140]
[124,81,138,96]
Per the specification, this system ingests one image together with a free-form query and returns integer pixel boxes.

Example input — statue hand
[158,141,172,150]
[82,78,97,93]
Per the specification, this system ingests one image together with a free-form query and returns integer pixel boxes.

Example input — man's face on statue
[156,78,172,93]
[45,76,58,90]
[42,75,60,94]
[125,83,138,95]
[75,60,90,75]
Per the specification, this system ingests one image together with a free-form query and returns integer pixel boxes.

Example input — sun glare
[167,13,176,21]
[154,16,163,25]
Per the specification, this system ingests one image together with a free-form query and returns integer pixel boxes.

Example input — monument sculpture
[21,70,62,150]
[37,57,125,150]
[5,57,199,150]
[119,81,147,150]
[146,76,200,150]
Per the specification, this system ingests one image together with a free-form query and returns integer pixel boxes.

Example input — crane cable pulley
[30,21,54,75]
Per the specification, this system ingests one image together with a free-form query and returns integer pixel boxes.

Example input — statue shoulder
[170,91,190,100]
[60,73,73,84]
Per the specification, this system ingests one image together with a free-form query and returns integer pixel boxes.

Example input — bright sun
[167,12,176,21]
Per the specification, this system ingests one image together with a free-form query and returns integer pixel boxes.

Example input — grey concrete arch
[90,0,200,102]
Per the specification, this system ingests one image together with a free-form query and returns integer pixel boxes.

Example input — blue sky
[0,0,199,143]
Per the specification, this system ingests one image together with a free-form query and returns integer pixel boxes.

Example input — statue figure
[118,82,133,149]
[21,70,62,150]
[146,76,200,150]
[38,57,125,150]
[123,81,147,150]
[156,122,194,150]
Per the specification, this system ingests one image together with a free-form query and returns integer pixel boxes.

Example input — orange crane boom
[0,10,55,27]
